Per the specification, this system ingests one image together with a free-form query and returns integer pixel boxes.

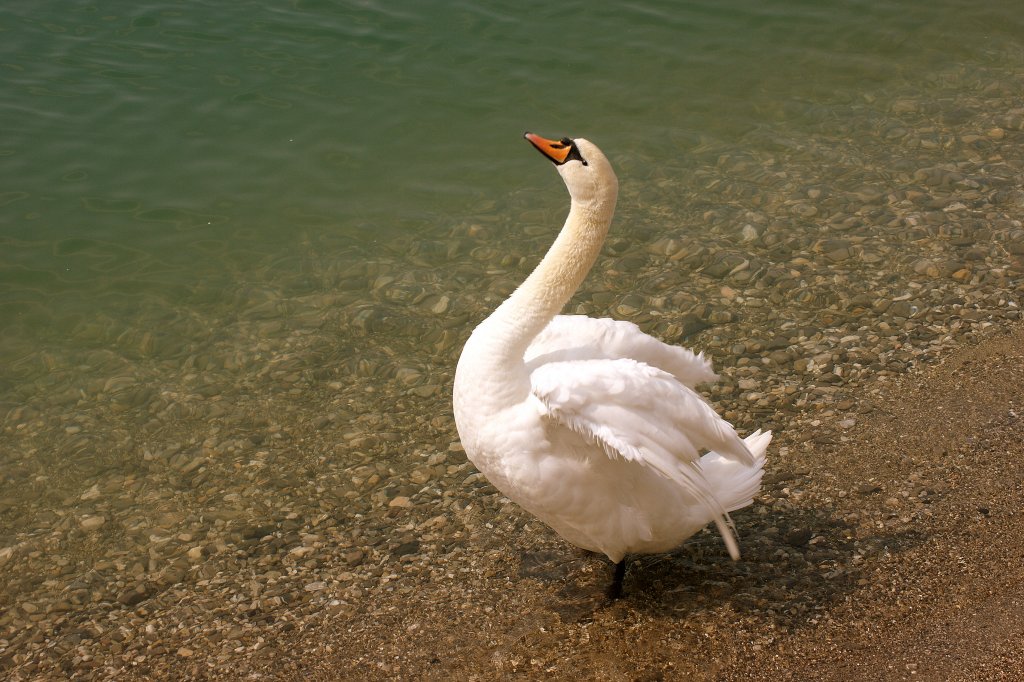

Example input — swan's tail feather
[700,429,772,557]
[711,512,741,561]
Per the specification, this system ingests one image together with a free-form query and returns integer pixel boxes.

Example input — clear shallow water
[3,0,1024,372]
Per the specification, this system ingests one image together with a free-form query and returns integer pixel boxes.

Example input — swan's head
[524,132,618,209]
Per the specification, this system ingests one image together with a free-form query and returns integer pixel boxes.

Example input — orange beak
[524,132,573,165]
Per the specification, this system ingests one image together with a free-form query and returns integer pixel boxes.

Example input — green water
[2,0,1023,370]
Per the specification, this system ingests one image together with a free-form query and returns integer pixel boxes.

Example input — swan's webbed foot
[606,559,627,601]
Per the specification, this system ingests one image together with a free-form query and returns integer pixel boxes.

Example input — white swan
[453,133,771,596]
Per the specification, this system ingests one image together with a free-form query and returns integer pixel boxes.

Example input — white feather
[453,135,771,565]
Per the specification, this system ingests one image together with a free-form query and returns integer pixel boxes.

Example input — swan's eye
[559,137,573,146]
[565,141,588,166]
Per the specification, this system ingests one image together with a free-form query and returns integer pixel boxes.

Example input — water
[3,1,1024,672]
[4,1,1022,365]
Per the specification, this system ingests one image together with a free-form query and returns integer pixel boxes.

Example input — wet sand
[742,321,1024,681]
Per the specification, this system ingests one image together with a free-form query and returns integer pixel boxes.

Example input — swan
[452,132,771,597]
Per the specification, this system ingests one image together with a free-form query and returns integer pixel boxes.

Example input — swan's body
[453,133,771,570]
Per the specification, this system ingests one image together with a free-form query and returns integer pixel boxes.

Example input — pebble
[783,529,813,547]
[80,483,102,501]
[117,583,157,606]
[79,515,106,531]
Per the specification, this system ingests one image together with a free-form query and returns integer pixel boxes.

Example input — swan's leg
[607,558,627,600]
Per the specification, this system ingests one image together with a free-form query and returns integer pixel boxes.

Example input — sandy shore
[741,321,1024,681]
[100,321,1020,681]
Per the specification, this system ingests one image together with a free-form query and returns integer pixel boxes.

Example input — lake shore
[152,321,1024,680]
[737,320,1024,681]
[5,58,1024,682]
[4,182,1024,680]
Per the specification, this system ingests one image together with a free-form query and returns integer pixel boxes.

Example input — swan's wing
[526,315,716,388]
[530,357,753,559]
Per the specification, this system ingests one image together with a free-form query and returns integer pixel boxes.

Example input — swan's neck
[480,197,615,362]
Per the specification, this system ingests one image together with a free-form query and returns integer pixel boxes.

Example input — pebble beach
[3,60,1024,679]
